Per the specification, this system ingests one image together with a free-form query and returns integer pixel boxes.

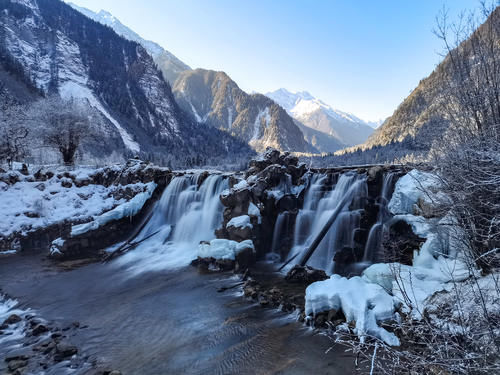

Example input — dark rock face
[3,314,22,325]
[383,219,426,265]
[215,148,309,261]
[285,265,328,284]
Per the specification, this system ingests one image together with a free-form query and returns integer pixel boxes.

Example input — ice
[198,239,255,260]
[305,274,400,346]
[226,215,253,229]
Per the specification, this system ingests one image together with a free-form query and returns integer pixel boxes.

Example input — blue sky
[68,0,478,122]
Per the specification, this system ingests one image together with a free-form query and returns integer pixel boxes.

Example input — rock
[5,353,29,362]
[383,219,425,265]
[220,186,251,208]
[285,265,328,284]
[60,178,73,188]
[226,224,252,242]
[3,314,22,325]
[32,324,48,336]
[56,342,78,358]
[333,246,364,265]
[235,246,256,271]
[7,360,28,372]
[20,164,29,176]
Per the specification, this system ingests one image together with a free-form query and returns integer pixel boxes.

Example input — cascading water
[114,174,228,274]
[285,172,367,274]
[362,172,396,263]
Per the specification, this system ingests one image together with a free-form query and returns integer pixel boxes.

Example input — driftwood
[103,229,161,262]
[297,185,357,267]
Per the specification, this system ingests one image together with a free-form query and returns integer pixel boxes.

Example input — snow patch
[197,239,254,260]
[226,215,253,229]
[71,182,156,236]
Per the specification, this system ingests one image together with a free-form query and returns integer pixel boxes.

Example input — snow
[71,182,156,236]
[265,88,368,126]
[362,259,470,319]
[0,170,145,237]
[226,215,253,229]
[248,202,262,224]
[305,275,400,346]
[251,107,270,141]
[0,250,17,255]
[388,169,443,215]
[197,239,254,260]
[60,82,140,153]
[233,180,249,190]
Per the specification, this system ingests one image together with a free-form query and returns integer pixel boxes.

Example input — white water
[115,174,228,275]
[362,172,396,263]
[285,172,367,274]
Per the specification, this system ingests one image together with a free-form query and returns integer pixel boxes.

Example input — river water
[0,254,354,374]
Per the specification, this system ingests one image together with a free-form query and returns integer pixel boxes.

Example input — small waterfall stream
[115,174,228,274]
[284,172,367,274]
[362,172,396,263]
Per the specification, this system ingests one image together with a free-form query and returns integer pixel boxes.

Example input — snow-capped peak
[265,88,367,126]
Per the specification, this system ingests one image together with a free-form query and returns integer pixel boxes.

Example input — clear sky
[68,0,478,122]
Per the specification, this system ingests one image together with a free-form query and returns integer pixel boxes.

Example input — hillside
[173,69,315,153]
[0,0,252,166]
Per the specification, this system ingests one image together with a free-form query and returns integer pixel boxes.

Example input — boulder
[55,342,78,358]
[220,187,251,208]
[285,265,328,284]
[3,314,22,325]
[235,244,256,271]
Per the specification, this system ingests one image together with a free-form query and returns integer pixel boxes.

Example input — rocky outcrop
[214,148,309,261]
[0,160,172,257]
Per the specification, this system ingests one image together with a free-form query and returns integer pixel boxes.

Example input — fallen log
[297,184,357,267]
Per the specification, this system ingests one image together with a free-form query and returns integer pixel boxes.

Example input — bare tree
[432,2,500,267]
[0,104,30,169]
[35,96,92,166]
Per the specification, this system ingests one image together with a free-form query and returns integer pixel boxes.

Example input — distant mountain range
[0,0,388,165]
[66,4,376,154]
[266,89,375,148]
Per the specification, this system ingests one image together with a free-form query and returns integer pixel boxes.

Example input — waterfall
[115,174,228,274]
[362,172,396,263]
[285,172,367,274]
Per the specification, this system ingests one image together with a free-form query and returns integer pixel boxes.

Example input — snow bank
[305,275,400,346]
[388,169,443,215]
[197,239,254,260]
[226,215,253,229]
[362,259,470,318]
[71,182,156,236]
[0,170,140,237]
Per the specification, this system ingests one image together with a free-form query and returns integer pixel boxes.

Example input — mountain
[172,69,315,153]
[364,7,500,151]
[266,88,374,147]
[0,0,252,165]
[68,3,190,84]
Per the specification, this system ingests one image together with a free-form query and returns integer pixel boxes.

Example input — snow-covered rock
[197,239,254,261]
[71,182,157,236]
[305,274,400,346]
[388,169,443,215]
[226,215,253,230]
